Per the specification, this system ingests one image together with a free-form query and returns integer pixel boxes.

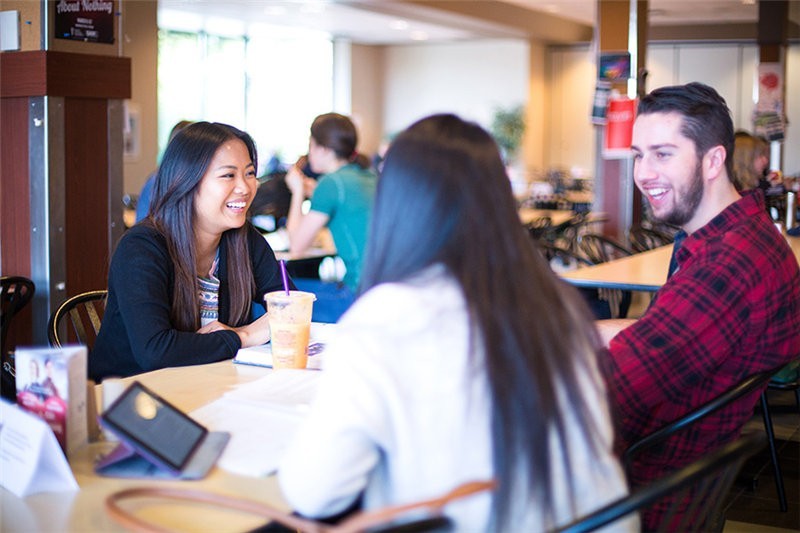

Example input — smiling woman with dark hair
[278,114,632,531]
[92,122,288,381]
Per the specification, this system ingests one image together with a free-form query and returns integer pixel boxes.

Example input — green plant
[490,105,525,160]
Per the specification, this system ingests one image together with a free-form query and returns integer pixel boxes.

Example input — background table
[2,361,284,533]
[561,234,800,292]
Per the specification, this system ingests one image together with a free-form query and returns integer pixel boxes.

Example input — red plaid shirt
[606,191,800,527]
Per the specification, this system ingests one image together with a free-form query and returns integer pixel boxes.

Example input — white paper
[0,402,79,497]
[234,322,336,370]
[191,371,322,477]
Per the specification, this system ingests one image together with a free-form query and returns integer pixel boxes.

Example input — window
[158,27,333,174]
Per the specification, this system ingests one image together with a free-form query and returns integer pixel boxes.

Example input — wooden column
[0,51,130,345]
[594,0,647,241]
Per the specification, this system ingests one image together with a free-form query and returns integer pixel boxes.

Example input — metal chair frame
[554,433,765,533]
[623,366,788,512]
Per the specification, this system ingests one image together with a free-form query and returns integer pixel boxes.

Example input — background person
[597,83,800,529]
[732,130,784,194]
[284,113,376,322]
[92,122,289,381]
[279,114,632,531]
[135,120,195,223]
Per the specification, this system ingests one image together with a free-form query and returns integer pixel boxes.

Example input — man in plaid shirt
[597,82,800,529]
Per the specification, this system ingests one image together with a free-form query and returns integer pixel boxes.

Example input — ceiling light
[410,30,428,41]
[263,6,287,16]
[300,3,325,14]
[390,19,409,30]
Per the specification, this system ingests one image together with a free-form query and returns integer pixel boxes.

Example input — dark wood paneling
[1,97,34,347]
[1,97,32,277]
[64,98,111,296]
[0,51,131,99]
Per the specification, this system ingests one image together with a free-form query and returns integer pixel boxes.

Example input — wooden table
[560,245,671,292]
[560,234,800,292]
[2,361,283,533]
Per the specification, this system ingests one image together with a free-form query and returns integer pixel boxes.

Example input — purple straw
[279,260,290,295]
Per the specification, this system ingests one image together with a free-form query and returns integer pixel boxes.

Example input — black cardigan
[91,223,287,381]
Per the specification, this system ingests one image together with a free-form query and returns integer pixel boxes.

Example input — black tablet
[99,381,208,474]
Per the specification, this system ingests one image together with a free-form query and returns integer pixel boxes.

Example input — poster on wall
[591,81,612,125]
[753,63,785,141]
[598,52,631,81]
[54,0,115,44]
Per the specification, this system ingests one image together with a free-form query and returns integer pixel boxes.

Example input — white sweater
[278,266,634,531]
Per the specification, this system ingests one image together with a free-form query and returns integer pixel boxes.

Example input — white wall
[383,40,529,136]
[647,43,757,134]
[546,42,800,178]
[786,44,800,177]
[545,46,596,177]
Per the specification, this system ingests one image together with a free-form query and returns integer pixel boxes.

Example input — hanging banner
[54,0,116,44]
[603,97,636,159]
[591,81,612,125]
[753,63,785,141]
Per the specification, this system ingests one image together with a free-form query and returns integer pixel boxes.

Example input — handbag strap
[105,480,496,533]
[331,479,496,533]
[105,486,328,533]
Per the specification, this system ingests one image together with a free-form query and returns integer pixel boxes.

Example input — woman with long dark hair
[92,122,288,381]
[279,114,632,530]
[284,113,376,322]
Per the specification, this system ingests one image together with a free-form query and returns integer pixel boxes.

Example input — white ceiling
[158,0,761,44]
[507,0,759,26]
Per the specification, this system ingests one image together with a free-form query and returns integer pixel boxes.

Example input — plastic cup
[265,291,316,370]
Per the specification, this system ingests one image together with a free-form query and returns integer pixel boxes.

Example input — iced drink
[265,291,316,370]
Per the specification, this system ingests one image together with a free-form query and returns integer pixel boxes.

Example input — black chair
[526,216,553,240]
[553,432,766,533]
[767,359,800,410]
[623,366,787,513]
[535,241,594,271]
[628,225,675,253]
[47,290,108,349]
[577,233,633,264]
[573,234,633,318]
[1,276,36,401]
[533,243,628,320]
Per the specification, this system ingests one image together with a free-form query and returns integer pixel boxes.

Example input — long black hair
[146,121,257,330]
[359,114,605,529]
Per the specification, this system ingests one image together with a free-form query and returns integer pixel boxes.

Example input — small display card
[0,401,79,497]
[15,345,88,457]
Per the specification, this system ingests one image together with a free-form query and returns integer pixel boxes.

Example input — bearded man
[597,82,800,529]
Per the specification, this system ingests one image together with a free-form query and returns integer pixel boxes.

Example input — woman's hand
[196,314,271,348]
[196,320,232,334]
[285,166,307,196]
[234,312,271,348]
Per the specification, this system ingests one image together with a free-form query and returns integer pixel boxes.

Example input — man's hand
[595,319,637,347]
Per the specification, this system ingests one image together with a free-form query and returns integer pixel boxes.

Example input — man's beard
[657,160,704,228]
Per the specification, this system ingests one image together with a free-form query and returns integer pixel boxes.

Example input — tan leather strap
[105,486,325,533]
[105,480,495,533]
[331,479,496,533]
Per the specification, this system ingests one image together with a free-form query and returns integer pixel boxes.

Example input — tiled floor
[723,389,800,532]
